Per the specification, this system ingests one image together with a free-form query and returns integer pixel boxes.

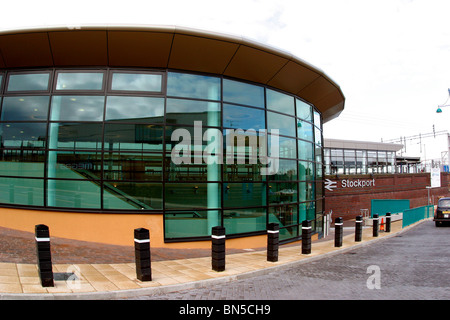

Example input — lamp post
[436,88,450,113]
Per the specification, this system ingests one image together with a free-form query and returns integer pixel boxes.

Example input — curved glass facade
[0,69,324,243]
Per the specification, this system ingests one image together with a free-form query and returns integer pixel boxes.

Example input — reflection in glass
[166,99,220,126]
[111,73,162,92]
[165,183,220,210]
[167,72,220,100]
[223,183,266,208]
[1,96,49,121]
[299,182,314,202]
[48,123,102,150]
[223,104,265,130]
[269,135,296,159]
[299,160,315,181]
[50,96,104,121]
[268,159,297,181]
[269,182,297,204]
[268,204,298,230]
[0,177,44,206]
[298,140,314,162]
[266,89,295,115]
[224,207,266,234]
[314,111,321,128]
[223,79,264,107]
[47,151,102,180]
[56,72,104,90]
[0,123,47,148]
[103,153,163,181]
[104,124,164,152]
[164,210,218,238]
[7,73,50,92]
[47,179,100,208]
[296,99,312,120]
[103,182,162,210]
[267,111,296,137]
[105,96,164,122]
[0,149,45,177]
[297,120,313,141]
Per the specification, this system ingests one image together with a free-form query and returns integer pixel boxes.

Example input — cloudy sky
[1,0,450,160]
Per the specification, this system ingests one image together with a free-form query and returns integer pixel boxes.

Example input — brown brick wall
[324,172,450,220]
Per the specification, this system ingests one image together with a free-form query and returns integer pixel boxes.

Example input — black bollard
[355,215,363,242]
[385,212,391,233]
[301,220,312,254]
[134,228,152,281]
[373,214,379,237]
[211,226,226,272]
[334,217,343,247]
[267,223,279,262]
[35,224,54,287]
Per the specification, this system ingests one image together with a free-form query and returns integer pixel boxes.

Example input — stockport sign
[325,178,376,192]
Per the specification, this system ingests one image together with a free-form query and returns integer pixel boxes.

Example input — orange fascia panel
[108,31,174,68]
[168,34,239,74]
[0,32,53,68]
[49,31,108,67]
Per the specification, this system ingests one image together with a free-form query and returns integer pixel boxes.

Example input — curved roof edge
[0,24,344,122]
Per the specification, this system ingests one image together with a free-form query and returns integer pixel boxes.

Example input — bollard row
[302,220,312,254]
[267,223,279,262]
[355,215,363,242]
[373,214,379,237]
[334,217,343,247]
[211,226,226,272]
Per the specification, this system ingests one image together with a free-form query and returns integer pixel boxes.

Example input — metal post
[35,224,54,287]
[301,220,312,254]
[355,215,363,242]
[373,214,379,237]
[334,217,343,247]
[134,228,152,281]
[385,212,391,233]
[267,223,279,262]
[211,226,226,271]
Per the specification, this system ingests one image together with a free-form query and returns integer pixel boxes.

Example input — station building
[0,25,345,248]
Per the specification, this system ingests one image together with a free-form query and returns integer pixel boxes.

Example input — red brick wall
[324,172,450,220]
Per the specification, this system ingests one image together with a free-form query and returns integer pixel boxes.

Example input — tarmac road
[128,220,450,300]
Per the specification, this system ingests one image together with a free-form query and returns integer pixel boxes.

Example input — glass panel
[103,182,162,210]
[166,99,220,127]
[111,73,162,92]
[56,72,104,90]
[48,123,102,150]
[165,183,220,210]
[7,73,50,92]
[266,89,294,115]
[269,182,297,204]
[0,74,3,90]
[313,110,321,127]
[104,124,164,152]
[47,179,100,208]
[47,151,102,180]
[50,96,105,121]
[0,149,45,177]
[223,104,265,130]
[297,120,313,141]
[164,210,219,238]
[298,140,314,161]
[267,111,296,137]
[0,177,44,206]
[223,163,265,182]
[103,153,163,181]
[164,154,220,182]
[298,161,314,181]
[269,135,296,159]
[1,96,49,121]
[167,72,220,100]
[314,126,322,146]
[299,182,315,202]
[105,96,164,123]
[0,123,47,148]
[224,207,266,234]
[268,159,297,181]
[223,79,264,108]
[223,183,266,208]
[268,204,298,229]
[296,99,312,121]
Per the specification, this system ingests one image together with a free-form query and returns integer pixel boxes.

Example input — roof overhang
[0,24,345,122]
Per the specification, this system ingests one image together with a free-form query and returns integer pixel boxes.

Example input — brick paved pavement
[128,220,450,300]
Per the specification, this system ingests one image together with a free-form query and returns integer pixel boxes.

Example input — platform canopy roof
[0,25,345,122]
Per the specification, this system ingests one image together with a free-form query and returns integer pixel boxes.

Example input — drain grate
[53,272,78,281]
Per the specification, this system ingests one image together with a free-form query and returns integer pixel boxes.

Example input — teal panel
[371,199,410,217]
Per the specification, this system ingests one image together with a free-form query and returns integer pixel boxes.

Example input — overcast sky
[1,0,450,160]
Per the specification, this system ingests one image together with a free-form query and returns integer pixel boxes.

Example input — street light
[436,88,450,113]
